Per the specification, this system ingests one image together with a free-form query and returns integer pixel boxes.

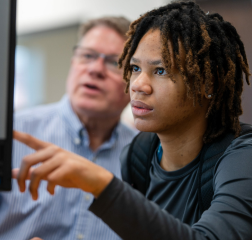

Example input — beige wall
[17,0,169,34]
[17,24,79,104]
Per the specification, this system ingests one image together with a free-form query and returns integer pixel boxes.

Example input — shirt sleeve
[89,135,252,240]
[89,177,207,240]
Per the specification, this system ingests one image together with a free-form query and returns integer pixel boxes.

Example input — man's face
[67,26,130,119]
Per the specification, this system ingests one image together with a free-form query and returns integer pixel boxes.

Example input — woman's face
[130,29,208,134]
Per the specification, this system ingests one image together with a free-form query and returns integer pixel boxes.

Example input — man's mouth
[85,84,99,90]
[80,83,102,95]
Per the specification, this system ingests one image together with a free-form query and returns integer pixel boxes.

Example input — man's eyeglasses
[73,46,122,74]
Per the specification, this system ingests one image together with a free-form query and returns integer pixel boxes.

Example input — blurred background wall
[195,0,252,125]
[15,0,252,125]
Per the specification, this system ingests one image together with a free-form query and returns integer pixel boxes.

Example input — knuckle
[64,160,77,172]
[49,145,61,153]
[31,168,40,178]
[47,175,55,183]
[57,151,67,159]
[22,156,31,166]
[66,160,75,168]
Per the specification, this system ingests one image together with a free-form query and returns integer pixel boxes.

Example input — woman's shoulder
[213,131,252,187]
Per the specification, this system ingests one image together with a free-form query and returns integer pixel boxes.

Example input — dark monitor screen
[0,0,16,191]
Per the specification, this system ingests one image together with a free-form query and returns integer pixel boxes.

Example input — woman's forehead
[132,29,162,60]
[131,29,186,68]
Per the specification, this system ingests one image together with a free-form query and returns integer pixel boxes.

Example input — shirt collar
[60,95,84,137]
[59,94,120,151]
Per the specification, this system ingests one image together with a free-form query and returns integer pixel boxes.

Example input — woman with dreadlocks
[13,1,252,240]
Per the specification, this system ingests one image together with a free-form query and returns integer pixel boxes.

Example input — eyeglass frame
[72,46,123,75]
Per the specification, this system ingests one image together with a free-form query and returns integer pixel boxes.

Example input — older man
[0,17,137,240]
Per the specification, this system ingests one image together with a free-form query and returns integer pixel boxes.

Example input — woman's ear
[204,92,213,99]
[202,79,214,100]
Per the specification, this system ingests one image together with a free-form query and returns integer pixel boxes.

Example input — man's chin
[73,98,105,112]
[74,103,114,118]
[76,105,105,114]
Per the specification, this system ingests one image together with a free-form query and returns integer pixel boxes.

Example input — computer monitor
[0,0,16,191]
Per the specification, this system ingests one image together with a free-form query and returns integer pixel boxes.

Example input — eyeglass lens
[74,47,122,74]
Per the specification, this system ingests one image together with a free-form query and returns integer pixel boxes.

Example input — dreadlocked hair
[118,1,251,143]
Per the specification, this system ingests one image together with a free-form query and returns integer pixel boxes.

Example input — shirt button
[77,234,84,239]
[74,138,81,145]
[85,194,91,201]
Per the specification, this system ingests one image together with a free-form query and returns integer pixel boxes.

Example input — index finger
[13,131,50,150]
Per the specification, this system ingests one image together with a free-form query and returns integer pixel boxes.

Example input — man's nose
[87,57,107,78]
[130,73,152,95]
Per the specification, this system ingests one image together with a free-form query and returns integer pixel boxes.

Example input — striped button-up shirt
[0,95,137,240]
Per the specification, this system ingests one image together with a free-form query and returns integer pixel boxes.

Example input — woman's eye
[131,65,140,72]
[154,68,167,76]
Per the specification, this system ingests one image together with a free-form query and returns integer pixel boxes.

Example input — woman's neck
[157,120,207,172]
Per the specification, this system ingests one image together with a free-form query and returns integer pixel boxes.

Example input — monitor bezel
[0,0,16,191]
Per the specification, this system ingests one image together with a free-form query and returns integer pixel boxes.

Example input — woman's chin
[134,119,158,133]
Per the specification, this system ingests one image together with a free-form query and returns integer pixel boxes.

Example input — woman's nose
[130,73,152,95]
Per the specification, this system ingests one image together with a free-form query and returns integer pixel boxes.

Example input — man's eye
[82,53,96,59]
[154,68,167,75]
[107,59,118,67]
[131,65,140,72]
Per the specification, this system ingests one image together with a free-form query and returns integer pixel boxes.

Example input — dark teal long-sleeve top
[90,133,252,240]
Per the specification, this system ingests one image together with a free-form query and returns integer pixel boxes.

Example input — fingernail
[19,185,25,192]
[32,192,38,201]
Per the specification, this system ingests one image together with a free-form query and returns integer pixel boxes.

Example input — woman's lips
[131,100,153,116]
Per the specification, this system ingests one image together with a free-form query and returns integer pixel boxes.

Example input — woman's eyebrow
[147,60,162,66]
[130,57,162,66]
[130,57,140,63]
